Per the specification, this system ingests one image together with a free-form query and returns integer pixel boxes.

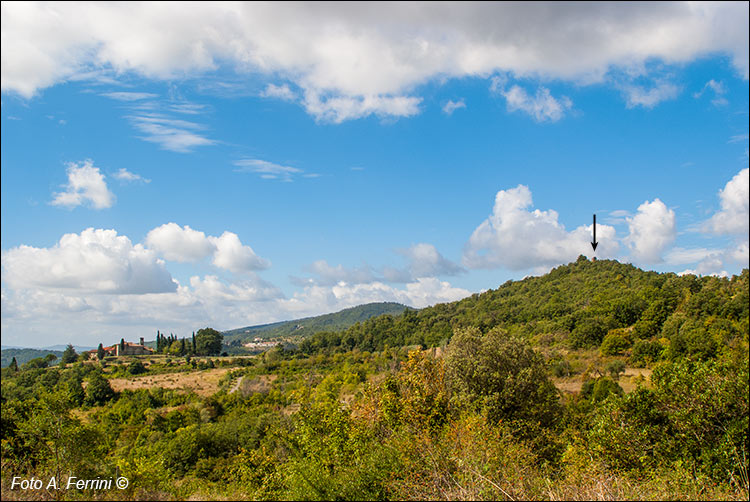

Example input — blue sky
[1,2,748,347]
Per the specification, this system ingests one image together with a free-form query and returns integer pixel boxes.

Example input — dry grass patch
[553,367,652,394]
[109,368,233,396]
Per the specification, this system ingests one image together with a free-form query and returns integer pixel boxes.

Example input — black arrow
[591,214,598,251]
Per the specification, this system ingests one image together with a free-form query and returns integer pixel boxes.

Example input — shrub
[445,326,561,429]
[630,339,663,367]
[570,317,609,348]
[600,328,632,356]
[128,361,147,375]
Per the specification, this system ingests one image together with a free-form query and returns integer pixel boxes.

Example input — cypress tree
[9,357,18,372]
[97,343,105,360]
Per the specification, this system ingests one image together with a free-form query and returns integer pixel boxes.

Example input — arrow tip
[591,242,598,251]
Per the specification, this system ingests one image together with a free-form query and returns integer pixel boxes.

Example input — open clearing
[109,368,232,396]
[553,367,652,394]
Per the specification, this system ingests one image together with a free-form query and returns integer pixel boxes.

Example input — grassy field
[108,367,234,397]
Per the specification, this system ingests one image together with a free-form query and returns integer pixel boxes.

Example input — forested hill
[223,301,410,343]
[300,256,749,357]
[1,348,63,368]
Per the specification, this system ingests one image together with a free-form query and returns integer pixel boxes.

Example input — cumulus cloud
[50,159,115,209]
[706,168,749,236]
[145,223,270,272]
[297,243,463,287]
[189,274,282,304]
[663,169,749,275]
[145,223,216,262]
[442,99,466,115]
[3,3,747,119]
[291,260,376,287]
[463,185,618,270]
[302,90,421,123]
[260,83,296,101]
[386,243,465,281]
[497,84,572,122]
[1,228,176,294]
[209,232,271,273]
[623,199,676,263]
[284,277,471,314]
[619,80,680,108]
[113,167,150,183]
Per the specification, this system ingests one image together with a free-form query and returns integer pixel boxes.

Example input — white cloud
[693,79,728,106]
[127,114,215,152]
[623,198,676,263]
[113,167,150,183]
[292,260,376,287]
[463,185,618,270]
[145,223,216,262]
[706,168,749,236]
[393,243,464,280]
[1,228,176,294]
[668,169,750,275]
[101,91,158,101]
[145,223,270,273]
[664,247,723,265]
[298,244,463,286]
[497,85,572,122]
[233,158,304,182]
[442,99,466,115]
[209,232,271,273]
[285,277,471,313]
[6,3,745,119]
[260,83,296,101]
[302,90,421,123]
[189,275,282,304]
[620,80,680,108]
[166,102,207,115]
[50,159,115,209]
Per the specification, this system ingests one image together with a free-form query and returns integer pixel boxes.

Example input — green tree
[570,317,609,348]
[168,340,183,356]
[96,343,105,360]
[195,328,223,356]
[66,376,85,406]
[85,372,115,406]
[605,359,626,380]
[9,356,18,372]
[60,344,77,365]
[445,326,561,429]
[128,360,147,375]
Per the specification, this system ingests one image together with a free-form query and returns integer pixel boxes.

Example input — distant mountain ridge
[223,302,411,343]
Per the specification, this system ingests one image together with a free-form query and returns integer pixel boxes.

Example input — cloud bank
[3,2,747,121]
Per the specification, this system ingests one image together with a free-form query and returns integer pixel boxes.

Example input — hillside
[222,301,410,343]
[1,256,747,501]
[301,256,749,356]
[1,348,63,368]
